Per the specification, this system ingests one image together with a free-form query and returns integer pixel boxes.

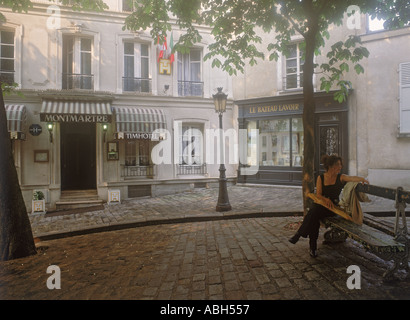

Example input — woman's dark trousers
[297,204,334,250]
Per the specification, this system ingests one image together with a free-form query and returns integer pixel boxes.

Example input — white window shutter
[399,62,410,133]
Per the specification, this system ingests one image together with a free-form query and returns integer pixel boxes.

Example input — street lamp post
[213,87,232,212]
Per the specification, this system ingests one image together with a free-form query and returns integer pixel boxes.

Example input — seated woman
[289,154,369,257]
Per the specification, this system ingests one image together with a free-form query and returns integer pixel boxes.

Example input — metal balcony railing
[121,165,155,178]
[63,73,94,90]
[122,77,152,93]
[177,163,207,175]
[0,71,15,85]
[178,80,204,97]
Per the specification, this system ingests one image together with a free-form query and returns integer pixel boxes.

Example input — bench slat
[325,216,405,253]
[356,184,410,204]
[363,213,395,236]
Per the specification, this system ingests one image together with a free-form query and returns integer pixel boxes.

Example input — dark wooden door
[61,123,96,190]
[315,112,348,178]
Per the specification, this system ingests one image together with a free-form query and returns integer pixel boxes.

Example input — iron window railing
[177,163,207,175]
[0,71,14,85]
[123,77,152,93]
[178,80,203,97]
[63,73,94,90]
[121,165,155,178]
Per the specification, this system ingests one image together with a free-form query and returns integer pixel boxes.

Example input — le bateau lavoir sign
[242,103,302,118]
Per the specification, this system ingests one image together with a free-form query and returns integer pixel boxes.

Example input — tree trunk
[302,25,318,215]
[0,86,36,261]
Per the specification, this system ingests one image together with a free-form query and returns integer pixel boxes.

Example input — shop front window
[245,120,258,167]
[125,140,151,166]
[258,117,303,167]
[292,117,304,167]
[122,139,156,178]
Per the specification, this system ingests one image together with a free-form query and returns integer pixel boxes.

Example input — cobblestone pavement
[29,185,305,239]
[1,217,410,300]
[1,185,409,301]
[28,185,405,239]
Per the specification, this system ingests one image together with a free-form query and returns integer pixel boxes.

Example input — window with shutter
[123,42,151,93]
[399,62,410,134]
[62,35,93,90]
[0,30,15,85]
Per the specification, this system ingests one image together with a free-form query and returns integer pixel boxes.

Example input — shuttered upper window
[399,62,410,134]
[0,30,15,85]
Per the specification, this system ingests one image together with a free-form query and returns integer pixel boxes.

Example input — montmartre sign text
[40,114,111,123]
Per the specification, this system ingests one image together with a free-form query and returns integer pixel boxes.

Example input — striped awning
[113,106,167,140]
[6,105,26,140]
[40,100,112,123]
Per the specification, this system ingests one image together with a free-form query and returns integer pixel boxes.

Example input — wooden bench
[310,185,410,280]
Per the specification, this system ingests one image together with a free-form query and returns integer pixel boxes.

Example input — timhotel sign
[115,131,166,140]
[40,114,111,123]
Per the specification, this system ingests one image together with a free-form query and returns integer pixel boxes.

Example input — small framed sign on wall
[34,150,49,163]
[107,141,119,160]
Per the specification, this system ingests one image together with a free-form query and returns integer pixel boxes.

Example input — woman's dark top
[320,173,345,205]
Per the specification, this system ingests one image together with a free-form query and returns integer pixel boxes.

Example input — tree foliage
[124,0,407,100]
[0,0,108,22]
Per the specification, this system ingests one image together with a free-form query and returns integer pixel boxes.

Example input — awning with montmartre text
[40,99,112,123]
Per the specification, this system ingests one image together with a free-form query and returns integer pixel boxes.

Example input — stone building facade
[233,14,410,189]
[2,0,236,211]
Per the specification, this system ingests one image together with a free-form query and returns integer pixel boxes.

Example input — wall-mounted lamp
[102,123,108,142]
[47,123,53,143]
[164,84,170,94]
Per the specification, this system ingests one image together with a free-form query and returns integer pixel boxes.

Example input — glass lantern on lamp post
[213,87,232,212]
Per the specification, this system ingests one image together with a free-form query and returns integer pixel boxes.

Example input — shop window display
[256,117,303,167]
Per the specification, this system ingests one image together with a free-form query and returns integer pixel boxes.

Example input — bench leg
[323,227,348,244]
[378,245,410,280]
[382,254,410,280]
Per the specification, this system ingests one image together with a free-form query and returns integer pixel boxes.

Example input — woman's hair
[321,154,343,171]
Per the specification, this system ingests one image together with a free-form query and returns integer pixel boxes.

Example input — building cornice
[361,26,410,43]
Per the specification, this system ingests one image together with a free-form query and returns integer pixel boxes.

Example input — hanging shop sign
[159,59,171,75]
[115,131,167,140]
[29,124,43,136]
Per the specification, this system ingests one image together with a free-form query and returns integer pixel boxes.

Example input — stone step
[56,189,104,210]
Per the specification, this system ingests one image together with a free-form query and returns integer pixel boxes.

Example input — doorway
[315,112,348,178]
[61,122,96,190]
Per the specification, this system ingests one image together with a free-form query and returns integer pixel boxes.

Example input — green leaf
[211,58,222,68]
[354,64,365,74]
[334,91,345,103]
[340,62,349,72]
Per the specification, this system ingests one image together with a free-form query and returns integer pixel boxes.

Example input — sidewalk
[4,184,408,300]
[29,184,404,240]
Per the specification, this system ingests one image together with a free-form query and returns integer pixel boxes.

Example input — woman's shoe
[288,233,300,244]
[309,238,318,257]
[309,249,318,258]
